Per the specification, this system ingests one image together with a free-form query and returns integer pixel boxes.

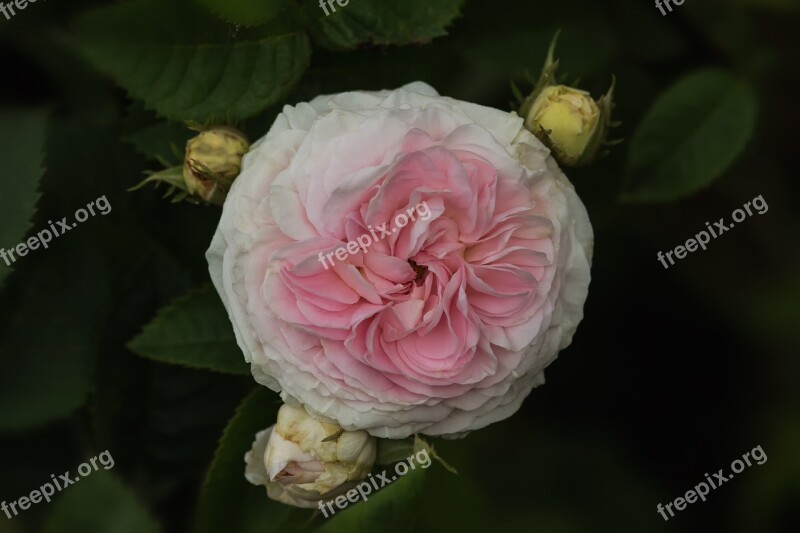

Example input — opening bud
[183,127,250,205]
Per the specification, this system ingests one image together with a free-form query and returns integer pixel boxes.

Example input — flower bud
[516,32,618,167]
[525,85,600,164]
[183,127,249,205]
[244,404,377,509]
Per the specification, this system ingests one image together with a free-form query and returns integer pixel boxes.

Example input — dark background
[0,0,798,531]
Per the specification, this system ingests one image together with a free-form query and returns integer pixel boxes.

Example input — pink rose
[207,82,593,438]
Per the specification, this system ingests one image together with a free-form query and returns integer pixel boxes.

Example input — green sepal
[572,75,619,168]
[517,30,562,120]
[128,165,185,192]
[128,165,202,204]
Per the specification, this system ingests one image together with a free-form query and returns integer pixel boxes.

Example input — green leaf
[310,0,465,50]
[44,471,161,533]
[0,243,111,432]
[196,0,290,26]
[317,459,427,533]
[622,69,758,203]
[124,122,192,166]
[195,387,309,533]
[0,108,47,287]
[75,0,311,122]
[128,284,249,375]
[375,437,415,465]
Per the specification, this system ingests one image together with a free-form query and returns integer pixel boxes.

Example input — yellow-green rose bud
[515,31,618,168]
[525,85,600,163]
[183,127,249,205]
[244,404,377,509]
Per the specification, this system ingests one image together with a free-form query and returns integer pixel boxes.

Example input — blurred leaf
[195,0,290,26]
[11,32,119,124]
[310,0,465,50]
[43,471,161,533]
[0,425,83,526]
[0,517,24,533]
[744,270,800,346]
[92,235,195,468]
[686,0,770,74]
[739,414,800,530]
[459,22,614,81]
[0,243,110,432]
[145,366,247,473]
[194,387,309,533]
[736,0,800,9]
[613,0,686,62]
[75,0,311,122]
[317,462,427,532]
[623,69,758,203]
[0,108,47,288]
[128,284,249,375]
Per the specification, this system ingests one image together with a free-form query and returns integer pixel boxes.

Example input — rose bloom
[208,82,593,438]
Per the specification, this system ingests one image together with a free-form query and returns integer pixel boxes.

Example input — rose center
[408,259,428,285]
